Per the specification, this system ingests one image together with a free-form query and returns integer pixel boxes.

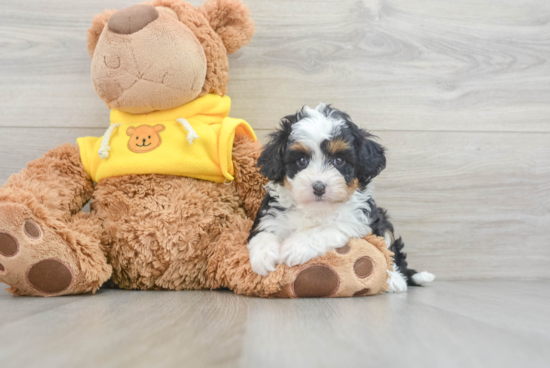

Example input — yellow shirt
[77,94,256,183]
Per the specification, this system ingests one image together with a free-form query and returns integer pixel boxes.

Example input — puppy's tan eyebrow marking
[289,142,311,154]
[347,178,359,195]
[327,138,350,154]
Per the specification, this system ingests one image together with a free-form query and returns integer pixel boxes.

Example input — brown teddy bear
[0,0,393,298]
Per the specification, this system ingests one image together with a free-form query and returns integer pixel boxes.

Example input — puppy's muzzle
[312,181,326,197]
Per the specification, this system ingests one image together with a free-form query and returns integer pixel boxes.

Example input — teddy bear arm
[1,143,94,219]
[231,135,268,219]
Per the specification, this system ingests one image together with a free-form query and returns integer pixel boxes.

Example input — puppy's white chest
[287,209,328,230]
[263,183,374,240]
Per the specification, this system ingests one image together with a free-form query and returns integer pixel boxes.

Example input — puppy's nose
[108,4,159,35]
[312,181,326,196]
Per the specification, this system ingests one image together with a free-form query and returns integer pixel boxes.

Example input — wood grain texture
[0,281,549,368]
[0,0,549,280]
[0,128,105,184]
[1,0,550,131]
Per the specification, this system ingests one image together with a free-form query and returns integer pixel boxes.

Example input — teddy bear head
[87,0,254,114]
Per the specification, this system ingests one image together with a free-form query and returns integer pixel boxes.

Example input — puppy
[247,104,434,292]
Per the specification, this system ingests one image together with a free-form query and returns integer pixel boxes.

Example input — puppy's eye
[333,157,345,168]
[297,157,309,169]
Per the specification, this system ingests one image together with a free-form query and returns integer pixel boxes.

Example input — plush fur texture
[249,104,434,292]
[0,0,394,298]
[199,0,255,54]
[0,137,264,295]
[92,135,265,291]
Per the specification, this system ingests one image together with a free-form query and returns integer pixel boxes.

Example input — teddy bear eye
[136,137,139,140]
[148,136,151,139]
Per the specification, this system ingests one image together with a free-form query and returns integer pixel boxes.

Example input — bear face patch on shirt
[126,124,165,153]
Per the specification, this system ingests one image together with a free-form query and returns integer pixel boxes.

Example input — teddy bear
[0,0,393,298]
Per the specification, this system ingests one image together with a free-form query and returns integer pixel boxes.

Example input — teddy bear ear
[153,124,166,133]
[86,9,117,58]
[199,0,255,54]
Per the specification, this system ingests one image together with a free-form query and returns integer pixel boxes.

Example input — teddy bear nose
[108,4,159,35]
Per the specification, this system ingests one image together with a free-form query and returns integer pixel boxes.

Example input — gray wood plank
[0,281,548,368]
[1,0,550,132]
[240,282,550,368]
[0,127,105,184]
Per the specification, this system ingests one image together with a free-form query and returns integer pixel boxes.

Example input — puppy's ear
[348,122,386,185]
[199,0,255,54]
[257,120,292,183]
[87,9,117,58]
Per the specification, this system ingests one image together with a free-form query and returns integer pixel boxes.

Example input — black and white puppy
[248,104,434,292]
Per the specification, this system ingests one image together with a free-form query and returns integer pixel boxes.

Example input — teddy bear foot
[273,235,393,298]
[0,203,110,297]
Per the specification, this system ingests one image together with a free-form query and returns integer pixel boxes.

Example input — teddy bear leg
[222,232,392,298]
[0,144,112,296]
[0,207,111,296]
[272,236,393,298]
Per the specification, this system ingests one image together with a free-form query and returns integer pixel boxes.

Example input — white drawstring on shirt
[176,118,200,144]
[98,123,121,159]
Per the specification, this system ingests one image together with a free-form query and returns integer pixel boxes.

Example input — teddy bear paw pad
[274,237,391,298]
[0,232,19,257]
[0,203,76,296]
[24,220,41,239]
[27,259,73,294]
[292,265,340,298]
[354,257,374,278]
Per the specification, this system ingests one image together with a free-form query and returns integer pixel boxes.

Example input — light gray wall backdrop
[0,0,549,280]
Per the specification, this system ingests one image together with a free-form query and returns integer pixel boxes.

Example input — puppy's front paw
[386,269,408,293]
[248,232,281,276]
[280,234,321,267]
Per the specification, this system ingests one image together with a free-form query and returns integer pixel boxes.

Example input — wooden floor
[0,281,548,368]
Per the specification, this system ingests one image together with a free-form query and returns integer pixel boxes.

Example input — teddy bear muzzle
[108,4,159,35]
